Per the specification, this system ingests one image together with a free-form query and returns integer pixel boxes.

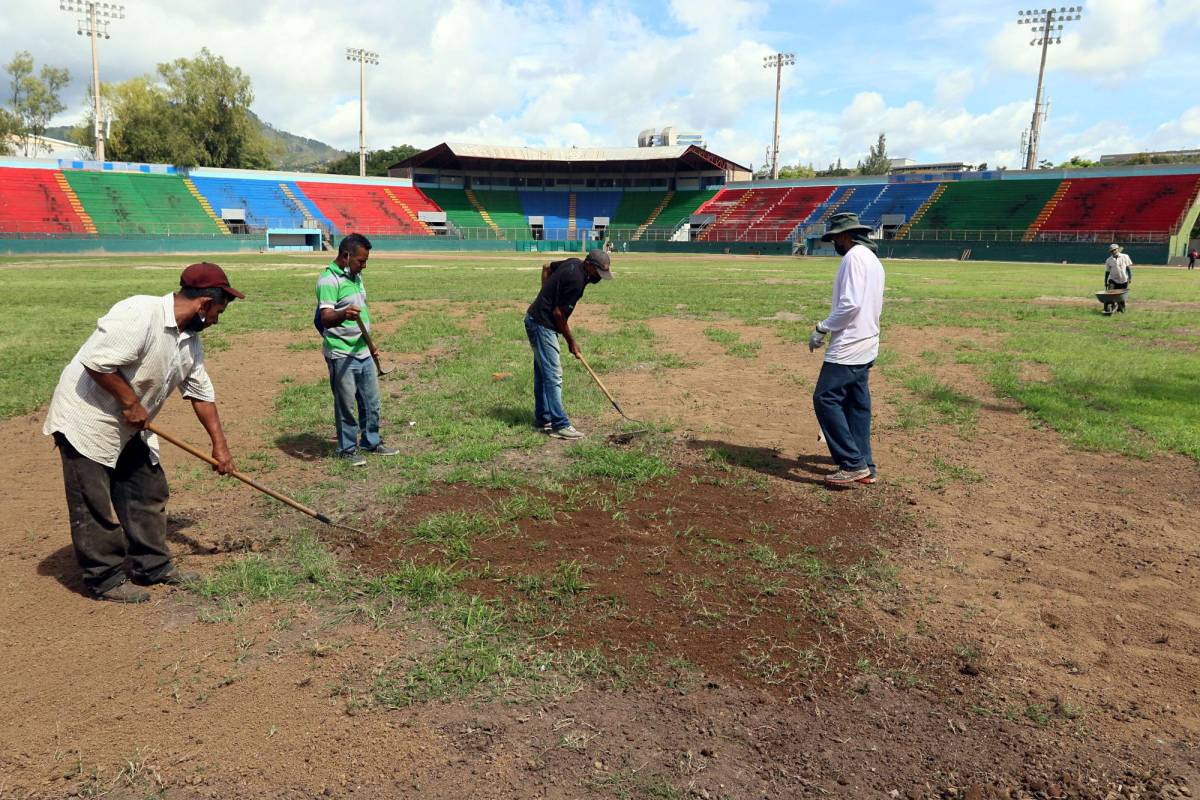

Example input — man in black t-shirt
[523,248,613,439]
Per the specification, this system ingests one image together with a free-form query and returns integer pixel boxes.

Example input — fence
[902,228,1171,244]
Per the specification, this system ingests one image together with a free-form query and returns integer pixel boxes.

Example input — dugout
[266,228,322,251]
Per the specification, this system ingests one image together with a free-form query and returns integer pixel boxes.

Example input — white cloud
[987,0,1200,82]
[1,0,1194,171]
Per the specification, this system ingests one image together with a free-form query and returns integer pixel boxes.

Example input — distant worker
[43,263,243,602]
[1188,247,1197,271]
[1104,243,1133,314]
[808,212,885,487]
[523,248,613,440]
[315,233,401,465]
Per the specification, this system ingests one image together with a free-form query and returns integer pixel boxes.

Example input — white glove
[808,325,827,353]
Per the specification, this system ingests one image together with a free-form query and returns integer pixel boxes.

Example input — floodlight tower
[763,53,795,180]
[60,0,125,162]
[346,48,380,177]
[1016,6,1082,170]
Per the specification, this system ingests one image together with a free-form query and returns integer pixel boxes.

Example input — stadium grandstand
[0,147,1198,263]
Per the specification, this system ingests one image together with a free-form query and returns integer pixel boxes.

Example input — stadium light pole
[346,48,380,177]
[60,0,125,162]
[763,53,795,180]
[1016,6,1081,170]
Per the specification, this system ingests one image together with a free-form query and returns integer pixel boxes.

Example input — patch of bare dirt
[2,310,1198,798]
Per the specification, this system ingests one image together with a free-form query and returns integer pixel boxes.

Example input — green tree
[858,132,890,175]
[1057,155,1097,169]
[5,51,70,156]
[778,162,816,179]
[0,107,19,154]
[816,158,853,177]
[322,144,422,177]
[89,48,275,168]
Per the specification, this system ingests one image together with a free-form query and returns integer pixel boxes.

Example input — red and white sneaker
[825,467,872,487]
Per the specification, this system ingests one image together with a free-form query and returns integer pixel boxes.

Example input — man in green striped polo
[316,233,400,466]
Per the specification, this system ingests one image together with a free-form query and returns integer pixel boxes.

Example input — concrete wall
[0,235,262,256]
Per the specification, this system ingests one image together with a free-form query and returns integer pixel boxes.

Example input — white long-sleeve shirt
[43,293,216,467]
[819,244,885,365]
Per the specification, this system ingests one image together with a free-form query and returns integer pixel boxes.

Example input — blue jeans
[813,360,875,473]
[325,354,382,455]
[524,313,570,430]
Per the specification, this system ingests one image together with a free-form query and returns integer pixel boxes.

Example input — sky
[4,0,1199,170]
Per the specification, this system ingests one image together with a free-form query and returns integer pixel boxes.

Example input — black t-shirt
[527,258,588,330]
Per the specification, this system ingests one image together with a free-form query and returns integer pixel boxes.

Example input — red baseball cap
[180,262,245,299]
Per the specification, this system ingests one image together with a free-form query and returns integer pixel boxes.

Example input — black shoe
[133,568,199,587]
[95,581,151,603]
[364,444,400,456]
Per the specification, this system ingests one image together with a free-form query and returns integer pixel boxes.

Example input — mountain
[44,114,348,171]
[252,112,348,170]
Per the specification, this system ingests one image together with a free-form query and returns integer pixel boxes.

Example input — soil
[2,305,1198,799]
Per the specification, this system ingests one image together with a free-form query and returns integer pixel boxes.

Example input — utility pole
[60,1,125,162]
[762,53,795,180]
[346,48,380,177]
[1016,7,1081,170]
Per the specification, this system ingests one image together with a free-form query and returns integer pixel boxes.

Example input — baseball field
[2,252,1197,798]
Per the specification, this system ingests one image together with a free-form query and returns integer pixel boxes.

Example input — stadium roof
[392,142,750,174]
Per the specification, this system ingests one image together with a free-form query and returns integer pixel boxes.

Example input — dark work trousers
[812,360,876,473]
[1105,279,1129,313]
[55,432,172,593]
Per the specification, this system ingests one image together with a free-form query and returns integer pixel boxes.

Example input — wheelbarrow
[1095,288,1129,315]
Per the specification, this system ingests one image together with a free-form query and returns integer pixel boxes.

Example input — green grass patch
[567,441,673,482]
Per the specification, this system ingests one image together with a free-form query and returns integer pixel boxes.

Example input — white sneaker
[549,425,585,440]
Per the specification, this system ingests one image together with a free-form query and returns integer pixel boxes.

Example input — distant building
[1098,148,1200,165]
[638,127,705,150]
[888,157,915,169]
[4,134,85,160]
[889,161,969,174]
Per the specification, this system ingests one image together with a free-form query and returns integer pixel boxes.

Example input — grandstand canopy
[390,142,751,187]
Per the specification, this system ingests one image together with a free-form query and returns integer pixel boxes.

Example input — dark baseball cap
[584,248,613,279]
[180,262,245,299]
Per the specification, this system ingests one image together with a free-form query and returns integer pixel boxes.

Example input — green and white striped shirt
[315,262,371,359]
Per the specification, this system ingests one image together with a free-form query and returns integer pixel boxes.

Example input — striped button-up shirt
[43,293,216,467]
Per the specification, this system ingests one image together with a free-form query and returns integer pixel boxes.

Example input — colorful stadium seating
[646,190,719,236]
[697,186,834,241]
[294,182,437,236]
[0,167,90,234]
[421,188,490,233]
[855,183,939,229]
[60,171,223,235]
[908,179,1061,233]
[190,176,314,229]
[573,191,623,236]
[518,191,571,239]
[468,190,528,233]
[1036,174,1200,235]
[1,163,1197,250]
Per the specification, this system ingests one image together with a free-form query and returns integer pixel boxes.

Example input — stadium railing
[904,228,1171,244]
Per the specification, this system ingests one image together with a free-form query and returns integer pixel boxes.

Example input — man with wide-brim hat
[808,212,885,487]
[1103,243,1132,314]
[43,262,243,602]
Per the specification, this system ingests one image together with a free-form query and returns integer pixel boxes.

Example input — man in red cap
[43,262,243,602]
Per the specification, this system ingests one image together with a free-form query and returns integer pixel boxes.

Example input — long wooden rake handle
[145,422,366,535]
[356,325,394,377]
[576,351,647,426]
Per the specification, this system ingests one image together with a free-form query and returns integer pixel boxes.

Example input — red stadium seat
[293,182,440,236]
[0,167,90,234]
[1038,174,1200,236]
